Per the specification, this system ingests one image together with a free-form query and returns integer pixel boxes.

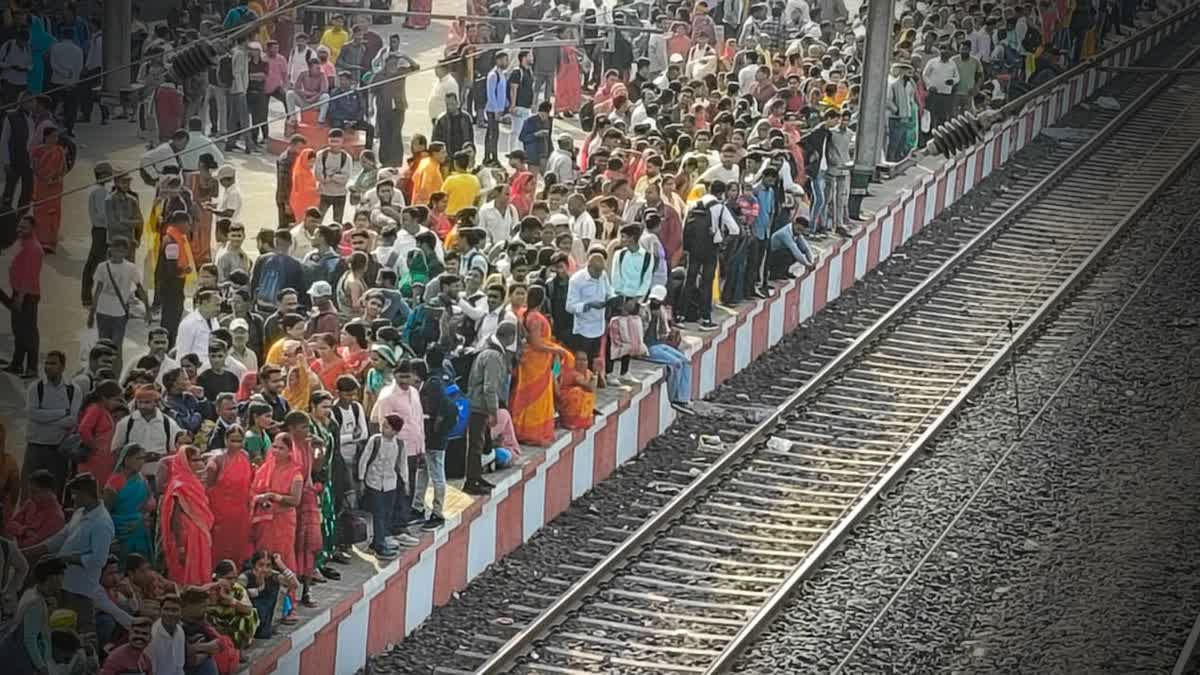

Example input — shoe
[405,510,426,526]
[372,547,399,560]
[301,596,317,608]
[421,515,445,531]
[319,566,341,581]
[309,572,327,584]
[698,319,719,330]
[606,374,624,386]
[672,401,695,415]
[331,551,353,565]
[394,533,420,547]
[476,477,496,489]
[463,481,492,496]
[752,288,769,300]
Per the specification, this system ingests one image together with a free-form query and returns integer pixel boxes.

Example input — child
[358,414,415,559]
[558,352,597,429]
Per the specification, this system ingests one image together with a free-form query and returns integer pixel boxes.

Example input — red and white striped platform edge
[249,11,1199,674]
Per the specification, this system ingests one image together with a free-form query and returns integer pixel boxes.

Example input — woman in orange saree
[290,148,320,223]
[30,127,66,252]
[160,445,216,586]
[205,425,254,567]
[250,432,304,574]
[510,286,569,446]
[558,351,596,430]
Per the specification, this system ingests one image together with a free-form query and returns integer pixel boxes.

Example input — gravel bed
[363,30,1200,675]
[731,131,1200,674]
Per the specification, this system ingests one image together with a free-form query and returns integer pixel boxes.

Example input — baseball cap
[649,285,667,302]
[230,318,250,332]
[308,280,333,298]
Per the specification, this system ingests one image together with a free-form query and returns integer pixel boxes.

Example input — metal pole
[102,0,132,96]
[304,5,664,32]
[848,0,894,220]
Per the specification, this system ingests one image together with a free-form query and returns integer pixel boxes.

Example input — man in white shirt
[921,44,959,129]
[214,165,243,221]
[48,36,84,134]
[567,193,596,249]
[565,253,614,371]
[459,283,517,349]
[699,144,742,184]
[287,32,319,86]
[174,290,222,365]
[479,187,520,246]
[428,62,460,122]
[110,386,181,482]
[0,29,31,99]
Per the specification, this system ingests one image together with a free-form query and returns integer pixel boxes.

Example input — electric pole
[103,0,132,96]
[848,0,894,220]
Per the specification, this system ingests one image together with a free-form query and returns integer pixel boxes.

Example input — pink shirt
[372,384,426,456]
[264,54,288,94]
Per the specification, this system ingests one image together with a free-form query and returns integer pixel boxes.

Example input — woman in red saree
[205,425,254,567]
[289,148,320,223]
[30,126,66,252]
[509,170,536,218]
[405,0,431,29]
[555,44,583,115]
[510,286,569,446]
[310,333,350,392]
[282,412,322,607]
[250,432,303,574]
[161,445,216,586]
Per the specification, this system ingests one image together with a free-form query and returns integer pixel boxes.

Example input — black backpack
[217,54,234,88]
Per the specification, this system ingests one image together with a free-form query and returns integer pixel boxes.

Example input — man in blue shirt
[483,52,510,165]
[519,101,553,169]
[327,71,375,148]
[767,215,816,281]
[747,167,782,300]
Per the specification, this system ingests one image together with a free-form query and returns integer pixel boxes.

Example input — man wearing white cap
[642,284,693,412]
[307,280,340,336]
[212,165,243,222]
[226,317,259,374]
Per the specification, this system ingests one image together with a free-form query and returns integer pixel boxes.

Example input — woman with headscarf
[282,412,322,606]
[29,126,66,252]
[250,432,304,579]
[205,425,254,567]
[509,286,569,445]
[509,170,537,218]
[289,148,320,224]
[189,154,220,266]
[339,322,372,377]
[103,442,154,562]
[160,445,215,585]
[267,339,319,413]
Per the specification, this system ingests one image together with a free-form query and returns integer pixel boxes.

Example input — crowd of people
[0,0,1162,672]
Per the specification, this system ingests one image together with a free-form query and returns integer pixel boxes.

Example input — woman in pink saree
[555,43,583,115]
[405,0,432,28]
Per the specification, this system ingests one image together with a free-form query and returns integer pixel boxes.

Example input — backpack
[121,414,173,448]
[357,434,382,481]
[37,381,76,409]
[302,249,341,293]
[442,377,470,440]
[683,201,715,254]
[254,255,283,306]
[318,149,349,177]
[404,303,442,355]
[217,53,234,88]
[618,248,653,290]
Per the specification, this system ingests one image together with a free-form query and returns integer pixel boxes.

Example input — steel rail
[472,26,1200,675]
[708,40,1200,675]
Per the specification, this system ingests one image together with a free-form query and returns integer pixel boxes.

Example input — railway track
[439,27,1200,675]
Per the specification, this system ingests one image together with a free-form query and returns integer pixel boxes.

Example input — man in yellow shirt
[412,142,448,206]
[441,150,481,216]
[320,14,351,64]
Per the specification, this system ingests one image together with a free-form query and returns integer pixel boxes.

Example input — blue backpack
[444,379,471,440]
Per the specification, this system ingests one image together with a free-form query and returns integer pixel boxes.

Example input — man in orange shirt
[411,141,448,206]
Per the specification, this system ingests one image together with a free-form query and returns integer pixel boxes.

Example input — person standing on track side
[953,40,984,114]
[922,42,959,131]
